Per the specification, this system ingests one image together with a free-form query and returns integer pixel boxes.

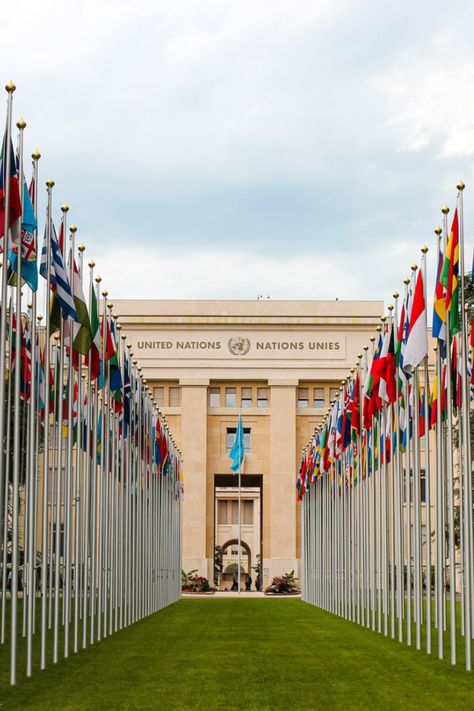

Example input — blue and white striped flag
[40,221,78,322]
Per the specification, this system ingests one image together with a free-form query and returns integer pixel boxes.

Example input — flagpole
[0,89,16,644]
[53,205,68,663]
[89,274,101,644]
[1,296,13,646]
[40,178,54,667]
[238,464,241,596]
[63,220,76,659]
[73,241,86,654]
[26,148,40,676]
[433,225,445,659]
[442,204,457,665]
[456,181,472,670]
[9,116,26,685]
[420,246,432,655]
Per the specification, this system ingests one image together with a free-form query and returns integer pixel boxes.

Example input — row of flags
[0,84,183,685]
[297,205,470,499]
[299,186,474,673]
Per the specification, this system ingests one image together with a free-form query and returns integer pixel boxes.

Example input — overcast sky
[2,0,474,305]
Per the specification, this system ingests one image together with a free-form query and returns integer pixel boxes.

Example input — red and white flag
[403,269,427,371]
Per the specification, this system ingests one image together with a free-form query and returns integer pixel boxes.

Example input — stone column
[267,379,298,583]
[180,379,209,578]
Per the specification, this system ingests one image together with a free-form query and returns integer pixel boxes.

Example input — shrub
[264,570,300,595]
[181,569,214,593]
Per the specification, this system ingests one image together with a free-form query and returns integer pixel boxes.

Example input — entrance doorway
[214,474,263,591]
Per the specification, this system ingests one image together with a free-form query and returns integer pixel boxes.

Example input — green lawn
[0,599,473,710]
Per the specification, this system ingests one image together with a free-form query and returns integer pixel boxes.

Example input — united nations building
[114,299,382,588]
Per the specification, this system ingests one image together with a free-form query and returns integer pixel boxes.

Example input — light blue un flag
[229,415,245,473]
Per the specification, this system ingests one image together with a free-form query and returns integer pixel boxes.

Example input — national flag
[340,389,352,451]
[441,209,461,336]
[123,358,131,438]
[403,269,427,371]
[320,423,329,474]
[451,335,463,412]
[67,249,92,355]
[229,415,245,473]
[429,372,438,430]
[40,220,78,323]
[378,323,396,404]
[8,178,38,291]
[432,247,446,348]
[349,372,360,440]
[363,335,382,430]
[418,385,426,438]
[0,132,21,252]
[155,417,169,474]
[327,398,340,461]
[11,313,32,402]
[85,286,101,380]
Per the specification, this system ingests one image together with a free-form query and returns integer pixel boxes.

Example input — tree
[214,545,223,586]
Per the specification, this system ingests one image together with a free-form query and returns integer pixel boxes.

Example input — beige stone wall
[114,298,384,585]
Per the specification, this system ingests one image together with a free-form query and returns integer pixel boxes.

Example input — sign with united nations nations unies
[130,331,347,360]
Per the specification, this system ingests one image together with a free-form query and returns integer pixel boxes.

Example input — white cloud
[3,0,474,309]
[375,7,474,158]
[90,238,439,307]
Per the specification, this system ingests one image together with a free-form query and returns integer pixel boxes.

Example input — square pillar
[267,380,298,582]
[180,379,209,578]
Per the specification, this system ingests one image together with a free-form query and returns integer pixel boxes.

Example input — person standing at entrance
[231,572,238,591]
[245,575,252,591]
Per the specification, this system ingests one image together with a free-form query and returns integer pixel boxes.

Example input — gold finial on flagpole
[88,260,95,268]
[46,178,55,188]
[393,291,399,299]
[70,225,78,234]
[61,203,69,213]
[434,226,442,236]
[95,275,102,283]
[5,81,16,93]
[421,245,428,254]
[102,289,108,297]
[32,149,41,161]
[16,118,26,130]
[441,205,449,215]
[380,315,386,323]
[411,264,417,272]
[457,181,465,192]
[78,244,85,253]
[403,277,410,285]
[37,314,43,322]
[387,304,393,312]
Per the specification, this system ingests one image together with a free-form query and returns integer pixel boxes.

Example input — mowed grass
[0,599,473,710]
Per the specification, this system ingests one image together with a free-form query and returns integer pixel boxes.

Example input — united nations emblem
[228,337,251,356]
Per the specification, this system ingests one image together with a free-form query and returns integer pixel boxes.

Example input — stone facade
[113,299,383,586]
